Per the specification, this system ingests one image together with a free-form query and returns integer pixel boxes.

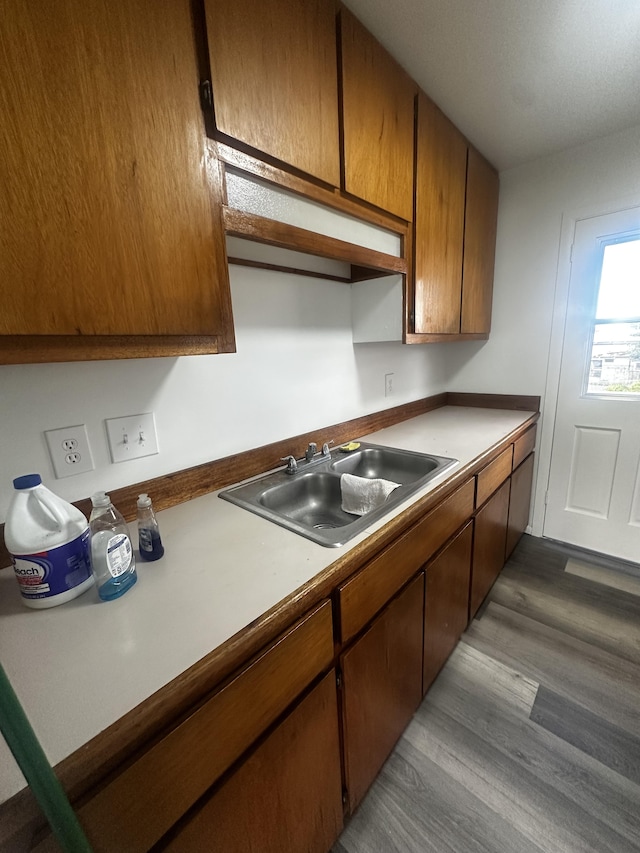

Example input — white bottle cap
[137,493,152,508]
[91,491,110,507]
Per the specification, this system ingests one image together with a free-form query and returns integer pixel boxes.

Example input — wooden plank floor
[333,535,640,853]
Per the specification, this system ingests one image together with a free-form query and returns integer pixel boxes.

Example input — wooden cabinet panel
[506,453,535,559]
[77,601,333,852]
[338,479,474,643]
[423,521,473,693]
[340,8,416,220]
[341,573,424,811]
[205,0,340,186]
[513,424,537,470]
[460,147,500,334]
[0,0,233,346]
[164,672,343,853]
[414,93,468,334]
[476,446,513,508]
[470,480,510,619]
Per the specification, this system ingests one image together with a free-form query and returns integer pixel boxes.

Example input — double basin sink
[219,442,457,547]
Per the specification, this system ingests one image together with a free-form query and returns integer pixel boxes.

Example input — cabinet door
[413,93,468,334]
[423,522,473,693]
[341,573,424,812]
[77,601,334,852]
[205,0,340,186]
[340,8,416,220]
[0,0,233,349]
[506,453,535,559]
[470,479,510,619]
[164,672,343,853]
[460,147,499,334]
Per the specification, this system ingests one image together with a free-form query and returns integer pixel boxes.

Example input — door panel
[470,480,510,619]
[205,0,340,186]
[164,672,343,853]
[340,8,416,220]
[544,207,640,561]
[341,573,424,812]
[423,522,473,693]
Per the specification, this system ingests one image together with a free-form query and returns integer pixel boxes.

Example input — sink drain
[313,522,337,530]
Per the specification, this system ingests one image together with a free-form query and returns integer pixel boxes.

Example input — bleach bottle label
[12,528,91,601]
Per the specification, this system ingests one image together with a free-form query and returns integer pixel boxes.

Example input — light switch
[106,413,159,463]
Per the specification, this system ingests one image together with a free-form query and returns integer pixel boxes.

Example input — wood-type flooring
[333,534,640,853]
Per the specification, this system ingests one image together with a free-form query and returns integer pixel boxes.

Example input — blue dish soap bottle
[136,493,164,561]
[89,492,137,601]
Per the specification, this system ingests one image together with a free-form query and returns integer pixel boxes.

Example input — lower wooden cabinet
[423,521,473,694]
[470,479,511,619]
[77,601,334,852]
[340,573,425,812]
[163,671,343,853]
[506,452,535,559]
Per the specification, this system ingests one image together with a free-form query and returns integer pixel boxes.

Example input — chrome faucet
[280,455,298,475]
[281,440,334,475]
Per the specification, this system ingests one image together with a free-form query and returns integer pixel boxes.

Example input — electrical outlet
[106,413,159,463]
[45,425,95,478]
[385,373,394,397]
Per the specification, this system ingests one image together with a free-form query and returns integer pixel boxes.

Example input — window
[586,237,640,396]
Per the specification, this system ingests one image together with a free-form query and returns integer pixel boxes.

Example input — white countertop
[0,405,534,804]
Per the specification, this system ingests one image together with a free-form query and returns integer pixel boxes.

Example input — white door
[544,206,640,562]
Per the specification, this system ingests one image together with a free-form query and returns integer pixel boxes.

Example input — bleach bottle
[4,474,94,609]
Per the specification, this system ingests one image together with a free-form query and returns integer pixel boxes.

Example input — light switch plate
[45,424,95,478]
[106,413,159,463]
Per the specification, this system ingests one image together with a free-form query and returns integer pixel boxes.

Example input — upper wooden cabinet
[204,0,341,186]
[0,0,235,363]
[414,93,468,334]
[461,146,500,334]
[339,8,416,221]
[412,94,499,338]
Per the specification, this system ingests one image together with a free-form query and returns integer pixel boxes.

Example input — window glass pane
[595,238,640,319]
[587,321,640,394]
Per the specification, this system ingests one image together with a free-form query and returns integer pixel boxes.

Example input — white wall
[0,266,448,520]
[443,121,640,536]
[4,122,640,529]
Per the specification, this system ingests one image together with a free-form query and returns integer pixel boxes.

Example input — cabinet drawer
[338,479,474,644]
[513,424,537,470]
[476,446,513,508]
[77,600,334,853]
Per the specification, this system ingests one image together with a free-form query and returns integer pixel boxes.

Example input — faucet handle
[321,439,334,456]
[280,455,298,474]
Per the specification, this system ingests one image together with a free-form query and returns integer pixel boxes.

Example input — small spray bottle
[136,493,165,561]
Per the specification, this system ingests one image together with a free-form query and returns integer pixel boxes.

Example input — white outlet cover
[45,424,95,478]
[106,413,159,463]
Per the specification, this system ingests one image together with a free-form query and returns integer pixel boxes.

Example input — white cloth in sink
[340,472,401,516]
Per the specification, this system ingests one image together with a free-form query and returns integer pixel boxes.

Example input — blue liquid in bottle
[137,494,165,562]
[139,527,165,561]
[89,495,138,602]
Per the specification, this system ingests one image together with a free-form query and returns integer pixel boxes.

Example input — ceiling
[342,0,640,171]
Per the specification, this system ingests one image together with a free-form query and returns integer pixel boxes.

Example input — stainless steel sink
[330,445,442,483]
[219,442,457,547]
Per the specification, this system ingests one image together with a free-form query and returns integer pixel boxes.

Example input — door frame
[530,190,640,541]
